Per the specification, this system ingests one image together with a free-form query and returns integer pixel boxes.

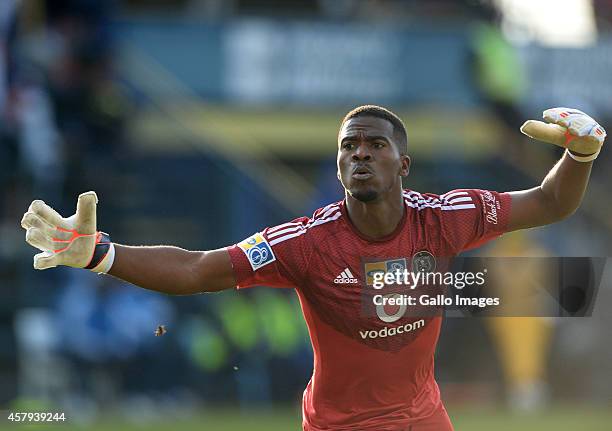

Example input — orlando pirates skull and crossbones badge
[412,250,436,273]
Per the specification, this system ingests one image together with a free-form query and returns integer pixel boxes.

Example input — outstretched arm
[507,108,605,231]
[109,245,235,294]
[21,192,236,295]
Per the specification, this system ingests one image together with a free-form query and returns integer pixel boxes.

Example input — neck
[345,189,404,240]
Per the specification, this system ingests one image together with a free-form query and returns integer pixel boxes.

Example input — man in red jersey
[21,106,605,430]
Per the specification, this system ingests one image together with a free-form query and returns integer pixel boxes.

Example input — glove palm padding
[21,191,98,270]
[521,107,606,155]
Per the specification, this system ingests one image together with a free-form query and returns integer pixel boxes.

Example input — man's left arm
[507,108,606,231]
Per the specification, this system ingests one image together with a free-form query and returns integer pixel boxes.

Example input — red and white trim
[268,204,342,246]
[403,190,476,211]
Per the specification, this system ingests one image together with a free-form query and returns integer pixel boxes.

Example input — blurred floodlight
[495,0,597,47]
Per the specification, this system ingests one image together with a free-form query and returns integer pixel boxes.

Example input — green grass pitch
[4,405,611,430]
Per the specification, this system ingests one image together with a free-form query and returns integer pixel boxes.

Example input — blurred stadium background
[1,0,611,429]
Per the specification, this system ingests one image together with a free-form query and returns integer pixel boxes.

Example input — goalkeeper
[21,106,605,430]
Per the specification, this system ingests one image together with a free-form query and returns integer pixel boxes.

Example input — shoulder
[264,200,344,247]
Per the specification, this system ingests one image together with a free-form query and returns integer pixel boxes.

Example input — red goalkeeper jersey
[227,188,511,431]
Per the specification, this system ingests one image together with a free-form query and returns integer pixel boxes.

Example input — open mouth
[351,166,374,180]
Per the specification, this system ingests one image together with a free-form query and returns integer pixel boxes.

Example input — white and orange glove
[21,191,115,272]
[520,107,606,162]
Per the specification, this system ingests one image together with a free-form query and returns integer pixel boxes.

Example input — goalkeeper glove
[520,107,606,162]
[21,191,115,272]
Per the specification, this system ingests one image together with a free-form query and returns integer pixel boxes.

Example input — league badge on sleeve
[238,233,276,271]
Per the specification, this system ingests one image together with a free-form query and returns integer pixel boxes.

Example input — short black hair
[340,105,408,154]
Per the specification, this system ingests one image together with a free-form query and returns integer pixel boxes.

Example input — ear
[400,155,410,177]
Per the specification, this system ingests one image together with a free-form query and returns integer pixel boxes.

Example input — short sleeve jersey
[227,189,511,431]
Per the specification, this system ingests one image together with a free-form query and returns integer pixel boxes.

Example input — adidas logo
[334,268,359,284]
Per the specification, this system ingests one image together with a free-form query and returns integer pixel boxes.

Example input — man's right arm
[109,245,236,294]
[21,191,237,295]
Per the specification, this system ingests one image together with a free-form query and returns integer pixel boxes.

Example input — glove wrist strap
[85,232,116,273]
[566,148,600,162]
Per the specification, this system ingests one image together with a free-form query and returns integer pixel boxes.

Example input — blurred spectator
[469,1,526,132]
[484,232,553,412]
[53,270,175,410]
[0,0,20,258]
[41,1,130,204]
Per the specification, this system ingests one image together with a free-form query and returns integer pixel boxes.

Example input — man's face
[337,116,409,203]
